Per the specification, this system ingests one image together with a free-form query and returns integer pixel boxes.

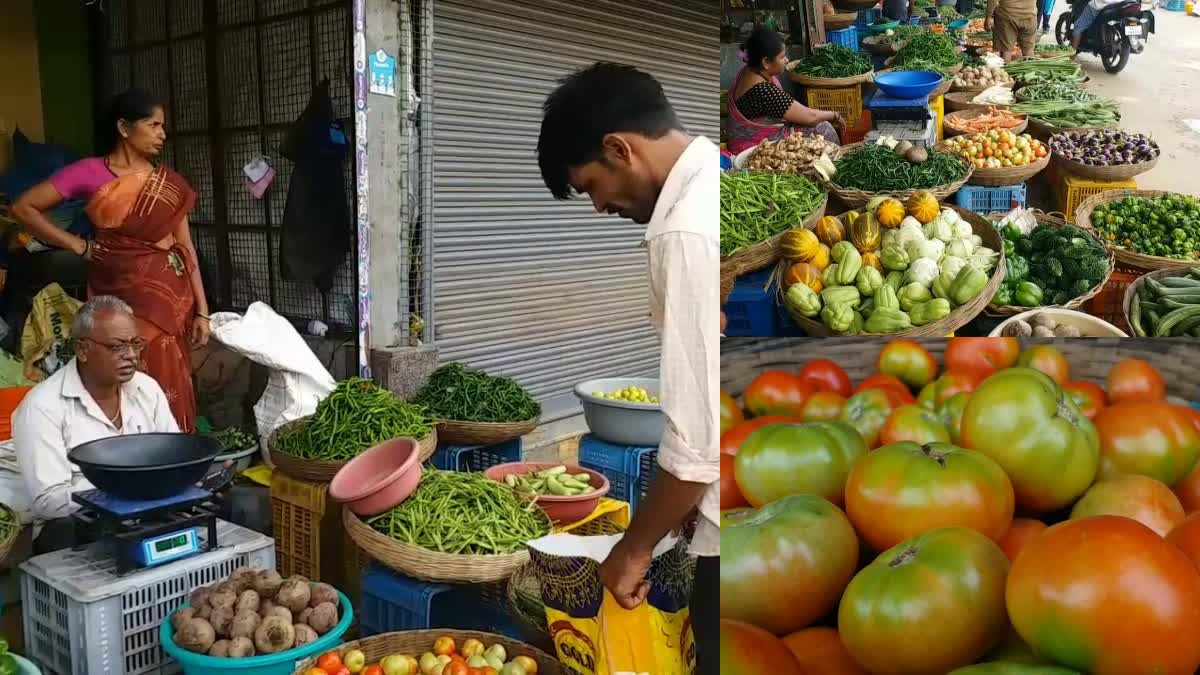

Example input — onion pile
[1049,130,1159,167]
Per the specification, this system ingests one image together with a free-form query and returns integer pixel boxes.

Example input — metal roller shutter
[430,0,718,420]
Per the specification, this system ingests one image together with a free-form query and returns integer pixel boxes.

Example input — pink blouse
[49,158,117,201]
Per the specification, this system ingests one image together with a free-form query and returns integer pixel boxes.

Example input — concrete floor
[1041,5,1200,193]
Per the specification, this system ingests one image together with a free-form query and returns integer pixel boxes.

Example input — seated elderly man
[13,295,179,553]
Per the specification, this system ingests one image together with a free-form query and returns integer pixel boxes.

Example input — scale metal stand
[866,92,938,147]
[71,485,221,575]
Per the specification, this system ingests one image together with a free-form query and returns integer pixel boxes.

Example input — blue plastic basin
[949,18,969,28]
[160,591,353,675]
[873,71,944,99]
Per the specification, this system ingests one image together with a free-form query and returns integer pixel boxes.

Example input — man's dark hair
[741,27,785,69]
[537,62,683,200]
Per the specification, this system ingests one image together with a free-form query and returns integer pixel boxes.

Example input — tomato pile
[308,636,536,675]
[721,338,1200,675]
[942,130,1048,170]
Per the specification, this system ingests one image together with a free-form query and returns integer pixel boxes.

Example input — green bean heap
[832,144,967,192]
[790,44,871,79]
[275,378,432,460]
[893,32,962,70]
[1010,100,1121,129]
[1005,56,1084,85]
[367,469,551,554]
[720,172,826,257]
[1016,82,1099,104]
[412,362,540,423]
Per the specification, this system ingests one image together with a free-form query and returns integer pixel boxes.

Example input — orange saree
[84,166,198,432]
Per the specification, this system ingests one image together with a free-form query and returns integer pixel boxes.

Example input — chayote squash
[881,243,910,271]
[874,284,900,311]
[821,286,862,310]
[786,284,822,318]
[885,271,905,293]
[822,263,841,289]
[898,282,934,312]
[856,266,884,298]
[821,303,857,333]
[831,241,862,285]
[950,264,990,306]
[864,307,912,334]
[909,298,952,326]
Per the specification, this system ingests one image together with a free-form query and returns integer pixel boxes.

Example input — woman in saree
[12,88,209,432]
[726,27,845,156]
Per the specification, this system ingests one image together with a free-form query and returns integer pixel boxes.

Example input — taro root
[176,618,216,654]
[259,598,276,618]
[276,578,311,614]
[235,589,261,615]
[253,569,283,598]
[189,585,214,609]
[209,606,235,638]
[308,583,338,608]
[208,640,231,657]
[229,567,258,593]
[297,607,314,627]
[171,607,197,633]
[293,623,319,647]
[266,606,293,624]
[254,615,296,655]
[209,587,238,611]
[228,636,256,658]
[230,610,262,640]
[307,601,339,635]
[195,603,213,621]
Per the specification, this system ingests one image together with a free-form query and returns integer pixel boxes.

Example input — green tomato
[734,421,867,507]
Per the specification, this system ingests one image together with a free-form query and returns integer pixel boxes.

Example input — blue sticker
[369,48,396,97]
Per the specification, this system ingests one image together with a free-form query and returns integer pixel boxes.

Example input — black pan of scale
[68,433,222,501]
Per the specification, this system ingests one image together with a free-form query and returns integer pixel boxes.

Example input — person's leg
[692,555,718,675]
[993,16,1017,62]
[1019,17,1040,56]
[1072,4,1099,49]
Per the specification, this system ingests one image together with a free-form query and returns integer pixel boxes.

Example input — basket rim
[1074,190,1200,272]
[783,205,1006,336]
[292,629,565,675]
[820,142,974,208]
[786,59,875,87]
[721,193,829,278]
[0,502,19,566]
[984,212,1115,316]
[940,144,1050,187]
[942,108,1027,132]
[1047,144,1160,182]
[269,417,439,473]
[1120,268,1200,337]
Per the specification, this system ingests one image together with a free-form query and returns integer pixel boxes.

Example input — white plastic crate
[20,519,274,675]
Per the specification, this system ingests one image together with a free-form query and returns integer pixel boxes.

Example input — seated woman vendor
[726,27,844,155]
[13,296,179,554]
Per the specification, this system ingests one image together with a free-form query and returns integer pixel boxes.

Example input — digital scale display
[136,528,201,566]
[155,533,190,553]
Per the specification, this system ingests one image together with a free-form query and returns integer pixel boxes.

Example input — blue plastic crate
[954,183,1028,214]
[358,564,524,640]
[854,8,881,26]
[578,434,657,512]
[1167,0,1185,10]
[722,268,783,337]
[431,439,522,471]
[828,27,859,51]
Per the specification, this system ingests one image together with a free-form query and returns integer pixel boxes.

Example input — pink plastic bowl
[329,437,422,516]
[484,461,610,524]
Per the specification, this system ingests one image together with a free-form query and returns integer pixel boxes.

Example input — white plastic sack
[209,302,335,464]
[997,208,1040,237]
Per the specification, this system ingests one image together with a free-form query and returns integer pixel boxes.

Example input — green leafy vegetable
[413,362,540,423]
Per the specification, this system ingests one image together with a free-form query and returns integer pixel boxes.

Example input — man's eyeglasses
[83,338,147,356]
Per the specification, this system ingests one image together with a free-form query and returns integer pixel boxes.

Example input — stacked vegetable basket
[721,337,1200,675]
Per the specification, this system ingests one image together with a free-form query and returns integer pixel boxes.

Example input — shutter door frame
[428,0,718,420]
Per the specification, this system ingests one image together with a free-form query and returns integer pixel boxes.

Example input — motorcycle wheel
[1055,14,1072,46]
[1101,25,1130,73]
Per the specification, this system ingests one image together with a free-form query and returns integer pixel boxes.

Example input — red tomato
[1007,516,1200,675]
[798,358,853,397]
[1070,474,1186,536]
[839,528,1010,675]
[945,337,1020,377]
[744,370,813,417]
[1168,512,1200,571]
[997,518,1048,563]
[720,619,807,674]
[877,339,939,389]
[800,390,847,422]
[1094,402,1200,487]
[1176,463,1200,513]
[922,370,986,408]
[363,667,384,675]
[845,441,1014,551]
[722,495,859,634]
[840,388,900,448]
[720,391,744,435]
[1017,345,1070,385]
[781,627,869,675]
[719,453,748,510]
[1107,358,1166,403]
[444,663,469,675]
[317,654,343,672]
[721,415,802,456]
[1064,380,1107,419]
[854,373,913,397]
[879,404,951,446]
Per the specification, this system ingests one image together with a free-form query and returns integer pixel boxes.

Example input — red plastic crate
[842,110,873,145]
[1083,268,1140,335]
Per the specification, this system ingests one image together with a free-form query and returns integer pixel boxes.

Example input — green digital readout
[154,533,189,553]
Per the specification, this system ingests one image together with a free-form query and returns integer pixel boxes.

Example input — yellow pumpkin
[815,216,845,247]
[810,243,831,271]
[780,228,820,262]
[784,262,823,294]
[850,213,881,253]
[876,198,906,228]
[862,252,883,273]
[908,190,940,225]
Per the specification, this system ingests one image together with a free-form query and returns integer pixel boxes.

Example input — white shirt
[13,358,179,527]
[645,136,720,557]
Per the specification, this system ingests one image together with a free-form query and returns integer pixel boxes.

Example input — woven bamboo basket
[782,206,1006,336]
[939,144,1050,187]
[736,138,844,176]
[1027,117,1119,141]
[720,338,1200,407]
[948,82,991,96]
[1119,268,1200,338]
[819,143,973,209]
[269,417,438,483]
[984,211,1114,316]
[786,60,875,87]
[343,505,549,583]
[942,109,1027,138]
[944,91,1011,113]
[0,503,19,567]
[721,194,829,285]
[1049,147,1160,181]
[1075,190,1200,272]
[436,417,539,445]
[824,11,859,29]
[292,630,565,675]
[861,35,906,56]
[721,273,735,305]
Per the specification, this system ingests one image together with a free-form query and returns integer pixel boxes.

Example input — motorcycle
[1055,0,1155,73]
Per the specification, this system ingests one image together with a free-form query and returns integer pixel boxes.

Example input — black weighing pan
[68,433,222,501]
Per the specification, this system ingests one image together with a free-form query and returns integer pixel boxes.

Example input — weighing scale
[867,92,934,123]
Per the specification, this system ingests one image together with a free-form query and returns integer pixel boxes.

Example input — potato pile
[745,134,834,173]
[953,65,1012,89]
[1001,312,1084,338]
[170,567,341,658]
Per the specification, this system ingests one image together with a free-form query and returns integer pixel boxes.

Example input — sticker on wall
[243,157,275,199]
[369,49,396,97]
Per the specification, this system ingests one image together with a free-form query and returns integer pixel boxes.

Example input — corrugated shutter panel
[430,0,718,420]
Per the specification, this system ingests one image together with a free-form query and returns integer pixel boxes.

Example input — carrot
[951,108,1026,134]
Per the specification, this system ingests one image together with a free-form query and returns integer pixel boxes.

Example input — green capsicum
[1015,281,1044,307]
[992,283,1014,306]
[786,284,822,317]
[1002,222,1023,242]
[1008,255,1030,282]
[1003,239,1016,258]
[950,265,990,306]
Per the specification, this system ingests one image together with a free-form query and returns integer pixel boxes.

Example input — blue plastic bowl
[873,71,944,99]
[160,591,353,675]
[949,18,969,29]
